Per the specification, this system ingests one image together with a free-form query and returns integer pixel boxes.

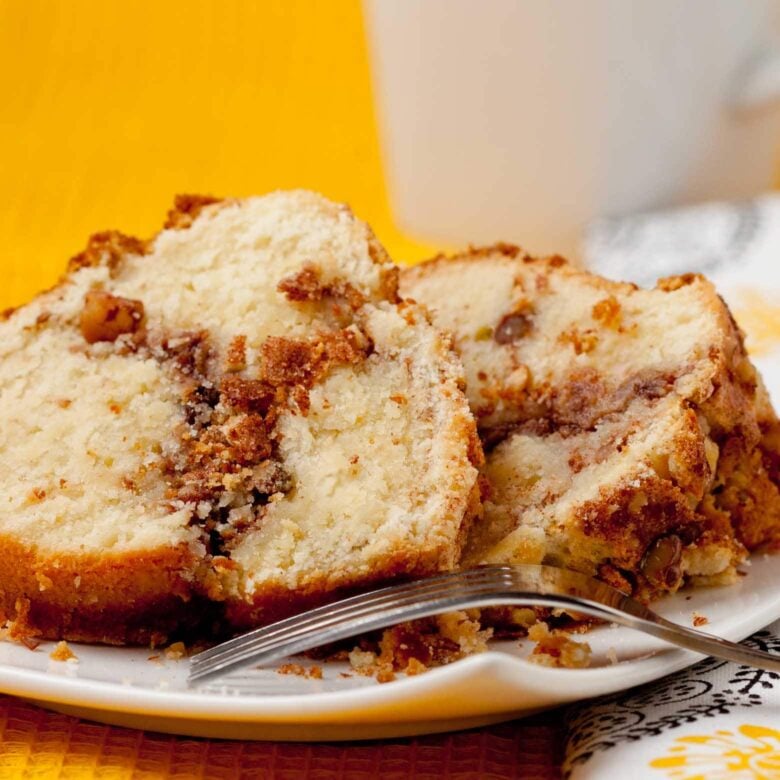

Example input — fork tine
[191,570,464,667]
[189,573,513,677]
[190,587,596,684]
[192,567,513,666]
[197,575,460,655]
[190,575,515,680]
[191,569,475,663]
[194,581,506,666]
[189,574,523,681]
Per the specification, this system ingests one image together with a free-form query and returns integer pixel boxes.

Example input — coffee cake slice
[0,191,481,643]
[401,246,780,598]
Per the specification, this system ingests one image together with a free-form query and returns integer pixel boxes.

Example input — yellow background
[0,0,435,313]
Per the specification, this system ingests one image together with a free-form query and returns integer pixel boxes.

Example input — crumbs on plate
[164,641,187,660]
[49,640,78,662]
[277,663,323,680]
[527,621,592,668]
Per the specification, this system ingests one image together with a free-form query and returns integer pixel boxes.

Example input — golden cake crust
[0,536,202,645]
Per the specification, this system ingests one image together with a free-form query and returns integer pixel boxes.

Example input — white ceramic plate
[0,554,778,740]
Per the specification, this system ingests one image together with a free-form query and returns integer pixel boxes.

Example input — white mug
[365,0,780,258]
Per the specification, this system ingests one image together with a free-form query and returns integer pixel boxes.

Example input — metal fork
[188,564,780,686]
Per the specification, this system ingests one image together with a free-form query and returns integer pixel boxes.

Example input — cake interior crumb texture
[0,191,481,643]
[401,246,780,600]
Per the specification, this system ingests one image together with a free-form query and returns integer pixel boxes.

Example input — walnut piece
[80,291,145,344]
[494,312,533,344]
[641,534,683,590]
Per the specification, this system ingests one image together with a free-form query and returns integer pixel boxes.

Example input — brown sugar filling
[75,280,374,580]
[277,262,366,310]
[65,202,392,621]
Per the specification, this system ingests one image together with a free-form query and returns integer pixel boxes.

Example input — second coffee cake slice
[401,245,780,600]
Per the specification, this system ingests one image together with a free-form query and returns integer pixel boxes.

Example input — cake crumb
[35,572,54,592]
[558,327,598,355]
[49,640,77,662]
[348,648,377,672]
[405,657,427,676]
[436,610,493,655]
[225,334,247,372]
[277,663,323,679]
[511,608,538,626]
[375,663,396,684]
[164,641,187,660]
[592,295,622,329]
[340,612,492,681]
[277,663,304,677]
[606,647,619,665]
[164,193,222,230]
[692,612,709,627]
[527,622,592,668]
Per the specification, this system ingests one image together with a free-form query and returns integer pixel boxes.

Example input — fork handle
[596,592,780,671]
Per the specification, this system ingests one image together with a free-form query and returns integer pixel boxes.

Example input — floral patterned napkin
[564,626,780,778]
[562,195,780,779]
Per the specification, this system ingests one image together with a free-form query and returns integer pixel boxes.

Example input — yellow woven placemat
[0,697,561,779]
